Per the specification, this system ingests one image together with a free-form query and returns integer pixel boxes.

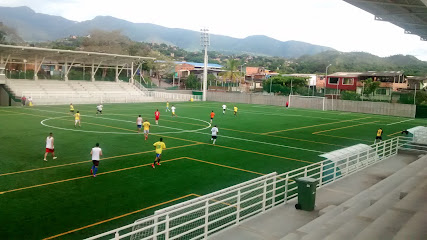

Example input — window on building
[329,77,339,84]
[343,78,354,85]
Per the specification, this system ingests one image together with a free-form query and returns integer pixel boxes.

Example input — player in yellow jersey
[152,138,166,168]
[233,106,238,117]
[69,103,74,115]
[374,128,383,144]
[74,111,81,127]
[166,101,170,112]
[143,120,150,140]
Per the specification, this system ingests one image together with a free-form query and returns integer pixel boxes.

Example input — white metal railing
[87,136,407,240]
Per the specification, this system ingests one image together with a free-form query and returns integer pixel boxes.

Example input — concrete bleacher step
[322,173,425,240]
[285,157,427,240]
[301,201,371,240]
[393,205,427,240]
[353,209,413,240]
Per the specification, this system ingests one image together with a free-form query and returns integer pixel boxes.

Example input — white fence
[87,136,410,240]
[17,91,201,105]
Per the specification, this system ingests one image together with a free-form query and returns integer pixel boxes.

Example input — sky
[2,0,427,61]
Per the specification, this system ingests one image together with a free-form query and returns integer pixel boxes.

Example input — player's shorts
[144,130,149,134]
[92,160,99,166]
[97,110,102,113]
[70,110,74,113]
[156,153,161,158]
[46,148,54,153]
[155,116,159,120]
[211,117,214,120]
[75,119,80,123]
[137,125,142,129]
[172,112,176,115]
[376,136,382,140]
[212,136,217,139]
[234,111,237,114]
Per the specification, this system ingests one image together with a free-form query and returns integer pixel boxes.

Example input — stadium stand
[211,152,427,240]
[4,79,199,105]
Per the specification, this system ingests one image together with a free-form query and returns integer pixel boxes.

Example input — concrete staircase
[281,155,427,240]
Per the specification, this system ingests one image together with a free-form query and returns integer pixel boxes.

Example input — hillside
[0,6,333,58]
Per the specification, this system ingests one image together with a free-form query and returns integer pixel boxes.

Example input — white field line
[31,108,325,154]
[386,119,415,126]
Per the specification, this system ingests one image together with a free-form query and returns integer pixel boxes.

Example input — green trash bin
[295,177,318,211]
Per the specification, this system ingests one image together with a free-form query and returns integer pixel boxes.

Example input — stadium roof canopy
[343,0,427,41]
[0,44,155,66]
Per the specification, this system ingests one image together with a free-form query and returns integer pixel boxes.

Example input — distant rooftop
[175,61,223,69]
[329,71,404,77]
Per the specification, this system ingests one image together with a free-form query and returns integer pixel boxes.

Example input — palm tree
[221,59,243,90]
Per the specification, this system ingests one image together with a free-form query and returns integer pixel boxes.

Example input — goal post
[288,95,326,111]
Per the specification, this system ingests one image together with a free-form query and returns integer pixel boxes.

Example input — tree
[221,59,243,90]
[208,74,216,86]
[361,78,380,96]
[185,74,200,89]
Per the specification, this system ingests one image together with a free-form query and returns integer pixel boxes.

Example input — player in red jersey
[154,109,160,125]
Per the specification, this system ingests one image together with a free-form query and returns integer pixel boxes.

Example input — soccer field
[0,101,425,239]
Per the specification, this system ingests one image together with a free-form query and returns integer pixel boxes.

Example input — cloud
[1,0,426,61]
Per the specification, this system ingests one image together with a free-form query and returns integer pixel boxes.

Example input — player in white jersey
[171,105,177,117]
[211,125,219,144]
[136,115,143,133]
[222,104,227,114]
[96,104,103,115]
[44,132,57,161]
[90,143,103,177]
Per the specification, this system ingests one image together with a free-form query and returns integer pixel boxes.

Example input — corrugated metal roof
[343,0,427,41]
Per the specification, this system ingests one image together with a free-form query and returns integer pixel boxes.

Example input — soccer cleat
[43,159,47,161]
[90,169,93,175]
[93,174,96,177]
[151,164,155,168]
[156,162,161,166]
[53,157,57,160]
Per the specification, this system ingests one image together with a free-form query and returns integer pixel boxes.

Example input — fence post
[375,142,380,159]
[153,216,158,240]
[262,179,267,212]
[333,161,337,182]
[382,140,387,158]
[165,214,170,240]
[396,137,400,154]
[304,167,308,177]
[345,156,350,176]
[284,173,289,203]
[319,161,324,187]
[272,176,277,206]
[389,139,393,156]
[204,199,209,238]
[236,189,241,225]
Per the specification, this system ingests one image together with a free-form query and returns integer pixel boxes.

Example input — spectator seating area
[4,79,195,105]
[211,152,427,240]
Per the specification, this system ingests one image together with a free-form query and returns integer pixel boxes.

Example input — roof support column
[64,58,68,81]
[34,56,38,81]
[64,58,75,82]
[33,56,45,81]
[115,63,119,82]
[130,62,134,84]
[91,61,102,82]
[91,62,95,82]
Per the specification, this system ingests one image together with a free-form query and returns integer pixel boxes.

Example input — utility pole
[200,28,210,101]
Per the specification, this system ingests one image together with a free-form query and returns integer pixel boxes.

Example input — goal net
[288,95,326,111]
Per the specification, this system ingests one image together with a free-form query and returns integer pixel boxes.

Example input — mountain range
[0,6,334,58]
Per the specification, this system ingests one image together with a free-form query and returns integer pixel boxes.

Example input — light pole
[326,64,332,110]
[200,28,210,101]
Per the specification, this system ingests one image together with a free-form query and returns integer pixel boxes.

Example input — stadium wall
[206,92,416,118]
[0,85,20,106]
[206,92,286,106]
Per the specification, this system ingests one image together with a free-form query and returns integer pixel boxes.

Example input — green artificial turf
[0,101,425,239]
